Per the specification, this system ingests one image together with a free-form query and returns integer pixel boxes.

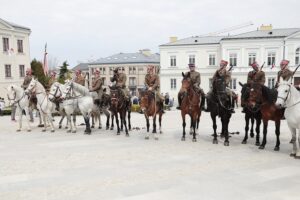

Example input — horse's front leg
[47,112,55,132]
[192,116,197,142]
[59,114,64,129]
[181,113,186,141]
[98,112,102,129]
[42,114,47,132]
[72,114,77,133]
[83,113,91,135]
[91,114,95,128]
[110,113,114,130]
[288,124,297,157]
[153,115,159,140]
[128,110,131,131]
[250,116,255,138]
[105,110,110,130]
[145,115,150,140]
[255,116,261,146]
[212,113,218,144]
[242,113,250,144]
[159,113,162,134]
[123,111,129,137]
[17,108,22,132]
[24,107,32,132]
[223,116,230,146]
[66,114,72,133]
[115,113,120,135]
[259,119,268,149]
[296,132,300,159]
[274,120,280,151]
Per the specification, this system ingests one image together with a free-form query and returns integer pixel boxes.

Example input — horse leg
[115,113,120,135]
[98,112,102,129]
[58,115,64,129]
[159,113,162,134]
[17,108,22,132]
[123,111,129,137]
[274,120,280,151]
[288,124,297,157]
[255,116,261,146]
[249,116,254,138]
[72,114,77,133]
[212,114,218,144]
[84,114,91,135]
[42,114,47,132]
[192,116,197,142]
[242,113,250,144]
[145,116,150,140]
[47,112,55,132]
[127,110,131,131]
[24,107,32,132]
[91,114,95,128]
[105,110,110,130]
[181,114,186,141]
[66,114,72,133]
[189,115,193,135]
[120,112,124,132]
[223,116,230,146]
[110,113,114,130]
[259,119,268,149]
[296,132,300,159]
[153,116,159,140]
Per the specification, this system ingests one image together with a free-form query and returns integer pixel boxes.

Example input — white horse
[6,85,32,132]
[25,78,55,132]
[62,80,93,134]
[275,78,300,159]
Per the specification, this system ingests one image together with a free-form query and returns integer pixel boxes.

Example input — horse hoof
[16,129,21,132]
[145,136,149,140]
[72,131,76,133]
[65,127,68,129]
[152,131,157,134]
[67,130,71,133]
[224,141,229,146]
[213,139,218,144]
[255,142,260,146]
[42,129,46,132]
[59,125,62,129]
[51,130,55,133]
[274,147,280,151]
[290,139,295,144]
[91,125,95,129]
[259,146,265,150]
[110,127,114,130]
[250,133,254,138]
[126,134,129,137]
[160,131,163,134]
[290,153,296,157]
[192,138,197,142]
[181,137,185,141]
[117,132,120,135]
[242,140,247,144]
[98,126,102,129]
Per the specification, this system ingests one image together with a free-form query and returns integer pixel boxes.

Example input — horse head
[25,78,38,95]
[276,78,292,108]
[247,83,263,108]
[109,87,122,109]
[139,90,155,112]
[49,82,62,101]
[180,72,192,94]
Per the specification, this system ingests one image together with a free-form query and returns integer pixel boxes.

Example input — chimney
[139,49,151,56]
[169,36,178,43]
[260,24,273,31]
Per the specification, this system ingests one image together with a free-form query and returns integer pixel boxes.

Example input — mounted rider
[276,60,293,87]
[241,61,266,113]
[110,67,130,104]
[144,65,164,113]
[74,69,85,86]
[176,63,205,110]
[89,69,103,106]
[205,60,235,113]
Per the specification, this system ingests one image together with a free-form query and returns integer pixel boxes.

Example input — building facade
[88,49,160,96]
[0,18,31,103]
[160,25,300,103]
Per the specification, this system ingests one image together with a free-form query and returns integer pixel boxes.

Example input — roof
[73,63,89,71]
[90,52,160,65]
[0,18,31,31]
[160,36,224,46]
[222,28,300,40]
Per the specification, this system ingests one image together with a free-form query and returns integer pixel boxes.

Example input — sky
[1,0,300,68]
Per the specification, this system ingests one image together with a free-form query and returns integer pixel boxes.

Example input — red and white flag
[43,43,48,76]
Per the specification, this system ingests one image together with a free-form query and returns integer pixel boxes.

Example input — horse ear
[182,72,184,77]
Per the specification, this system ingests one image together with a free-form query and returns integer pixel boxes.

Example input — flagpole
[43,43,48,76]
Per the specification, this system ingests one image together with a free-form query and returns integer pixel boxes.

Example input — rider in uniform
[176,63,205,110]
[205,60,235,113]
[241,61,265,112]
[21,68,34,121]
[144,65,164,113]
[276,60,293,87]
[89,69,103,106]
[110,67,130,106]
[74,69,85,86]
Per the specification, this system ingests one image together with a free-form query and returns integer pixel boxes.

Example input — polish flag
[43,43,48,76]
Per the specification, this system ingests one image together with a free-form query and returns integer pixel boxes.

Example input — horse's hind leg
[250,116,255,138]
[255,117,261,146]
[288,124,297,157]
[110,113,114,130]
[296,132,300,159]
[128,110,131,131]
[123,112,129,137]
[212,114,218,144]
[91,114,95,128]
[115,113,120,135]
[192,117,197,142]
[181,114,186,141]
[59,115,64,129]
[259,120,268,150]
[98,112,102,129]
[153,116,159,140]
[223,116,230,146]
[274,120,280,151]
[242,114,250,144]
[105,110,110,130]
[145,116,150,140]
[159,113,162,134]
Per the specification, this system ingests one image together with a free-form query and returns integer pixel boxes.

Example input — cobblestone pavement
[0,108,299,200]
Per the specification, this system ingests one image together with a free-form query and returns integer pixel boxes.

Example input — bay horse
[239,82,262,146]
[207,78,232,146]
[248,83,284,151]
[179,72,201,142]
[140,89,163,140]
[109,86,131,136]
[276,79,300,158]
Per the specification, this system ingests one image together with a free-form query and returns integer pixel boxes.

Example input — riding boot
[55,102,60,112]
[176,95,182,110]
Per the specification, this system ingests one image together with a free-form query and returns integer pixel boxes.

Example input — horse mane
[72,81,90,96]
[261,85,278,104]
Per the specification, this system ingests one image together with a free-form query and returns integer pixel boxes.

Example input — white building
[0,18,31,103]
[159,25,300,103]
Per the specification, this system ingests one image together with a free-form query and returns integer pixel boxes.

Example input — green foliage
[31,59,49,88]
[58,61,70,84]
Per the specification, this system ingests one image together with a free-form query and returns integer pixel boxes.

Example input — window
[189,55,195,65]
[109,67,114,75]
[229,53,237,66]
[99,67,106,75]
[268,78,275,88]
[2,37,9,52]
[209,78,213,88]
[129,77,136,86]
[248,53,256,66]
[129,67,136,75]
[138,67,143,71]
[170,56,176,67]
[229,78,237,90]
[170,78,176,90]
[17,40,23,53]
[101,77,106,85]
[19,65,25,77]
[296,48,300,65]
[5,65,11,78]
[267,52,276,66]
[209,54,216,66]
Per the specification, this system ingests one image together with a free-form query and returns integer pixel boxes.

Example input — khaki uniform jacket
[185,71,201,88]
[74,75,85,86]
[144,74,160,91]
[21,75,32,89]
[90,77,103,97]
[212,68,231,85]
[247,70,266,85]
[111,73,127,88]
[277,68,293,82]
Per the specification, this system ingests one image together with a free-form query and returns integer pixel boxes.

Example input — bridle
[49,84,62,101]
[63,82,81,99]
[277,83,300,108]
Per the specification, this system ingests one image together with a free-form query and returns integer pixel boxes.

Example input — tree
[57,61,71,84]
[31,59,49,87]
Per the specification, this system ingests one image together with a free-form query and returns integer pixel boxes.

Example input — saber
[292,64,300,76]
[260,62,265,71]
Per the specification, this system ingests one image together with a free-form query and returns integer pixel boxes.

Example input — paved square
[0,108,299,200]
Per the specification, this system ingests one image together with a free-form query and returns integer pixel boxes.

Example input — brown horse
[179,72,201,142]
[248,83,284,151]
[140,90,163,140]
